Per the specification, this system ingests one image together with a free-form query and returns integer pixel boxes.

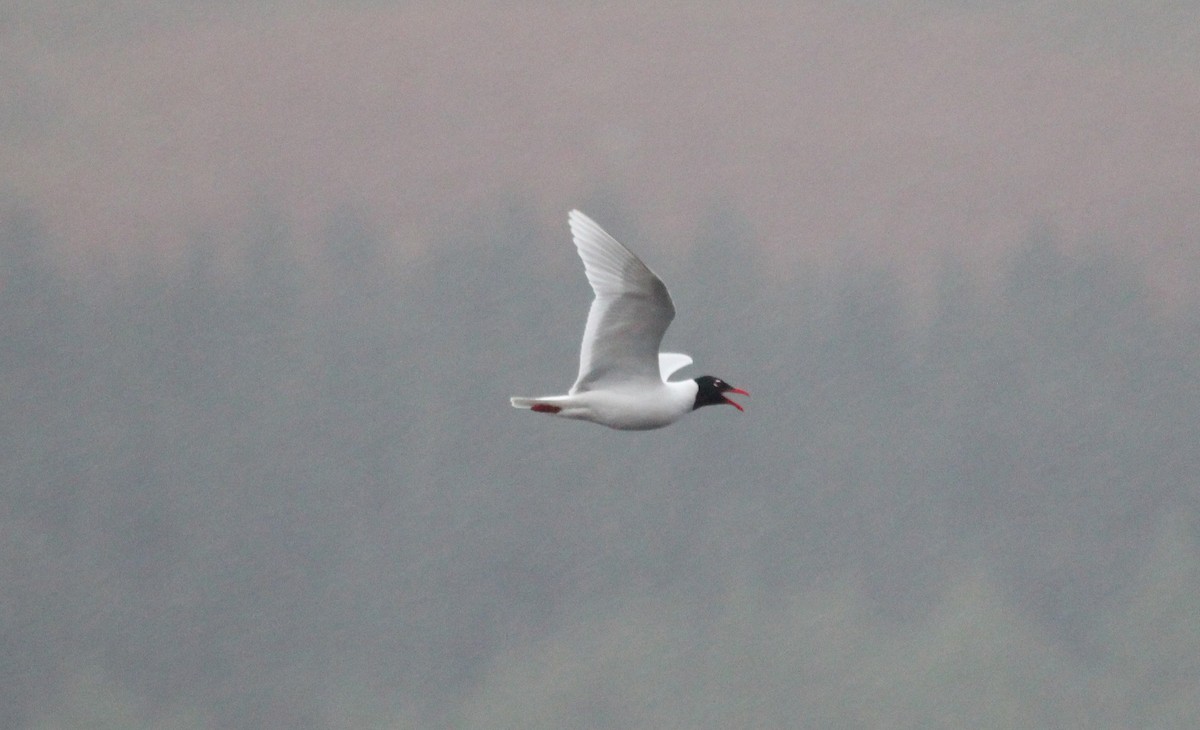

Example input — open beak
[723,387,749,412]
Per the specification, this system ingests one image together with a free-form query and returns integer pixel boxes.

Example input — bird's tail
[510,396,564,414]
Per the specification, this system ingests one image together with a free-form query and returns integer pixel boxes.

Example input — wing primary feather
[566,210,677,393]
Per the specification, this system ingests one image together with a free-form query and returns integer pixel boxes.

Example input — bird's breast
[578,381,697,430]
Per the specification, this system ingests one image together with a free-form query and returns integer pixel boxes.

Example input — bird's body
[512,353,701,430]
[510,210,747,431]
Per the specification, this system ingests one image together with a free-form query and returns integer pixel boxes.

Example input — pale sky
[3,2,1198,282]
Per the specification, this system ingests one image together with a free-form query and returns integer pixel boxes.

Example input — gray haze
[2,3,1200,728]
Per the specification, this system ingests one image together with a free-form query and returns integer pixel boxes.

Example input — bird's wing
[658,352,693,381]
[568,210,676,394]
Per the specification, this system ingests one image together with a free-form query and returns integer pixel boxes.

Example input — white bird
[510,210,747,430]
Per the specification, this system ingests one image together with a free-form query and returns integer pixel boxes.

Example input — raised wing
[659,352,693,381]
[568,210,676,393]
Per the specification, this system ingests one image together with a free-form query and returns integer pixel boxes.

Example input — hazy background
[3,2,1199,728]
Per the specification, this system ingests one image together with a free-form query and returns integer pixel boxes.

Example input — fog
[3,3,1199,729]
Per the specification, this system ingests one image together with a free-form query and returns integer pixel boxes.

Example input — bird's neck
[665,378,701,409]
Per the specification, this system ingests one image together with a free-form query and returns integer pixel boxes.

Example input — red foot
[531,404,562,414]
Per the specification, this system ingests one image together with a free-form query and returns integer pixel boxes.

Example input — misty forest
[2,197,1199,728]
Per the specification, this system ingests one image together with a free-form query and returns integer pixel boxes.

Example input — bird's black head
[693,375,749,412]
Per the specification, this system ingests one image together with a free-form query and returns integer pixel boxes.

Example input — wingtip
[567,210,611,247]
[568,209,593,227]
[567,209,598,242]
